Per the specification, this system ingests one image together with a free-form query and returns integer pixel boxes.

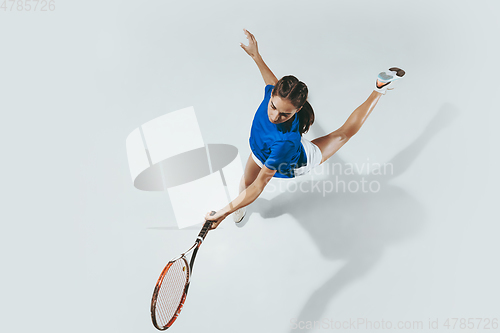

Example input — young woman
[205,29,405,228]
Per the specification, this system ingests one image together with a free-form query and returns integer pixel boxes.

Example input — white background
[1,0,499,332]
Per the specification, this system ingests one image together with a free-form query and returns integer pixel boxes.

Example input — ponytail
[298,100,314,135]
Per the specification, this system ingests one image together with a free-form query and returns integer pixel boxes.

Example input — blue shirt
[249,85,307,178]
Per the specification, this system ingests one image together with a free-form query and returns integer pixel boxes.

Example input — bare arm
[252,55,279,86]
[240,29,278,86]
[206,164,276,229]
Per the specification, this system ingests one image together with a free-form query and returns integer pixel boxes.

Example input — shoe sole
[389,67,405,77]
[378,67,405,83]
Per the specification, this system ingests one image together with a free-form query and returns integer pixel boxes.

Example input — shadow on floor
[247,103,458,331]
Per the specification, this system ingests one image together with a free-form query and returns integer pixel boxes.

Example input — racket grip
[198,211,217,240]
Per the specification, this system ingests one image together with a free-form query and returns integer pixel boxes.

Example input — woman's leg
[311,90,382,164]
[232,153,261,220]
[239,153,262,193]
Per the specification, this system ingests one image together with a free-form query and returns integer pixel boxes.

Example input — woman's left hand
[240,29,259,59]
[205,210,227,230]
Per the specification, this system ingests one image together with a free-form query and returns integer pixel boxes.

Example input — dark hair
[272,75,315,135]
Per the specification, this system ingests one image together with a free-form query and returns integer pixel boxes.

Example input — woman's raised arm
[240,29,278,86]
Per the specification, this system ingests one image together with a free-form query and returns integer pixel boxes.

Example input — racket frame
[151,219,215,330]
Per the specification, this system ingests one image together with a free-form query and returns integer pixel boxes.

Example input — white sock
[374,82,390,94]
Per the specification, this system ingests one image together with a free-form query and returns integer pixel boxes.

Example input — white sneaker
[233,207,247,223]
[374,67,405,94]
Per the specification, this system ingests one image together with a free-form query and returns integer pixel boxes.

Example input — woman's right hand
[240,29,260,59]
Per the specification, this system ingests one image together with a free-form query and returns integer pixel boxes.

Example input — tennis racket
[150,211,217,330]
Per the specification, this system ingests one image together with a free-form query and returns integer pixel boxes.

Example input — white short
[251,136,323,177]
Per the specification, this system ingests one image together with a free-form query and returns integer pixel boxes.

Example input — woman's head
[269,75,315,134]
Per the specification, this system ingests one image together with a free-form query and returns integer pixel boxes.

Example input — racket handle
[198,211,217,240]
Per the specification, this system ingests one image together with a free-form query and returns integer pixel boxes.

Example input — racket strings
[154,258,189,327]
